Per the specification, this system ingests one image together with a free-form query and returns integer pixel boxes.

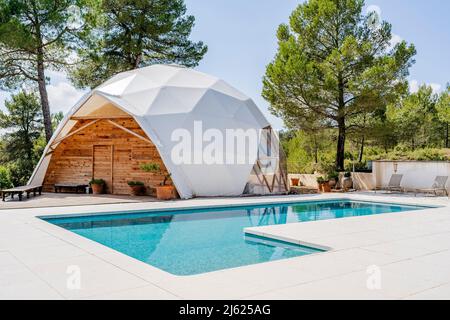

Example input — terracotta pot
[317,182,324,192]
[130,185,145,196]
[155,185,176,200]
[343,177,353,190]
[291,178,300,186]
[322,183,331,193]
[328,179,336,188]
[91,183,104,195]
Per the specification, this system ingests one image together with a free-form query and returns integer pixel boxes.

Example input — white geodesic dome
[29,64,281,198]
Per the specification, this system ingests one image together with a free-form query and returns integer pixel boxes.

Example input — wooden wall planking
[43,118,172,195]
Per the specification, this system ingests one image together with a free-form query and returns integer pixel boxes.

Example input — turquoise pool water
[43,200,428,275]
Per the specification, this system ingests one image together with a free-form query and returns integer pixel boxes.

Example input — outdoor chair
[1,185,43,201]
[375,174,404,193]
[415,176,448,197]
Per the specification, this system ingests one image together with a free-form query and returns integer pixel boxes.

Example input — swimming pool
[42,199,429,275]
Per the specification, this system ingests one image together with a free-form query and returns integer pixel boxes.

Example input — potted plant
[328,171,339,189]
[90,178,105,194]
[316,176,325,192]
[343,171,353,190]
[291,177,300,186]
[140,162,176,200]
[322,176,331,192]
[128,181,145,196]
[317,176,331,192]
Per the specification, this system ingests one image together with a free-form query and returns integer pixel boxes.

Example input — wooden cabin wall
[43,118,171,195]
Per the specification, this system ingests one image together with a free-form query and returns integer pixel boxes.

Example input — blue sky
[1,0,449,129]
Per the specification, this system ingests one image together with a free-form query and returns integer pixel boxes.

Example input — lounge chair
[1,185,43,201]
[375,174,404,193]
[415,176,448,196]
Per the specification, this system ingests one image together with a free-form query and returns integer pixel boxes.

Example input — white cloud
[429,83,442,93]
[389,33,403,49]
[409,79,442,94]
[409,80,419,93]
[365,4,382,30]
[1,70,85,114]
[366,4,382,17]
[366,4,403,50]
[0,90,10,110]
[47,76,86,113]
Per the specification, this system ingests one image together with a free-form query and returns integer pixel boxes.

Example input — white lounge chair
[375,174,404,193]
[415,176,448,196]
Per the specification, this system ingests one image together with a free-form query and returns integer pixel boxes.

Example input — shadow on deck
[0,193,159,210]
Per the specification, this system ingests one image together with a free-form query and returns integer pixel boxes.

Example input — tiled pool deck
[0,192,449,299]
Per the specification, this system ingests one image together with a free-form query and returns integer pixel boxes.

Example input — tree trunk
[37,50,53,142]
[446,123,449,148]
[133,52,143,69]
[336,74,346,171]
[358,135,365,163]
[32,5,53,142]
[313,135,318,163]
[336,117,346,171]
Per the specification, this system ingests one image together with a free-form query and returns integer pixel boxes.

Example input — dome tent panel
[29,64,287,198]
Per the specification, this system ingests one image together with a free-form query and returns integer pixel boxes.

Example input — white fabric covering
[29,64,272,198]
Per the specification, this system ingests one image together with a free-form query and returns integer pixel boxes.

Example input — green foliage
[386,85,444,149]
[0,165,12,189]
[0,91,43,186]
[436,85,450,148]
[436,86,450,122]
[262,0,416,170]
[0,0,88,89]
[316,176,326,184]
[328,171,339,181]
[127,181,145,186]
[140,162,161,172]
[70,0,208,88]
[6,161,33,186]
[367,148,449,161]
[282,129,336,173]
[52,112,65,130]
[0,0,90,140]
[89,178,105,185]
[140,162,171,186]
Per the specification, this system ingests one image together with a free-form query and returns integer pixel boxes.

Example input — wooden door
[112,148,132,194]
[93,145,113,194]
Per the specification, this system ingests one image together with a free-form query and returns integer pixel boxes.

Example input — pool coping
[38,197,437,255]
[2,192,450,299]
[36,195,440,219]
[17,193,449,273]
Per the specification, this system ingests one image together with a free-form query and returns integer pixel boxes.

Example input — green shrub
[127,181,144,186]
[409,148,447,161]
[140,162,161,172]
[367,148,449,161]
[328,171,339,181]
[0,166,13,189]
[316,176,326,184]
[89,178,105,185]
[139,162,171,186]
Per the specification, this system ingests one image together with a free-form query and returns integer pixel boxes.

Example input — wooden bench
[54,184,89,194]
[1,185,43,201]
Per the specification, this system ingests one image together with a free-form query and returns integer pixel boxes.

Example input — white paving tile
[29,255,148,299]
[87,285,179,300]
[0,193,449,299]
[405,282,450,300]
[247,271,392,300]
